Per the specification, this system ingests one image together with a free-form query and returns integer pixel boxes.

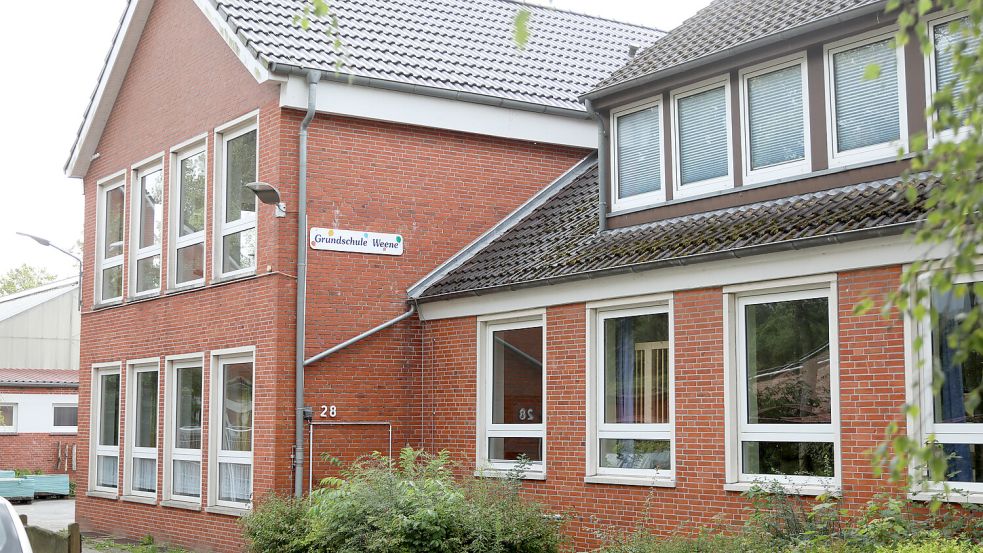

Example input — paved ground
[12,497,74,533]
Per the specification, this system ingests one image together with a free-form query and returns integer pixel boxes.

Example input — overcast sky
[0,0,709,280]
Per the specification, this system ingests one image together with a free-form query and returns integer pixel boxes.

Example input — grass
[84,535,189,553]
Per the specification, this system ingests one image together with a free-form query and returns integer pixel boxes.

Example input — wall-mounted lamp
[245,182,286,218]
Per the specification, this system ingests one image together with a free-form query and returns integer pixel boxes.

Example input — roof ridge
[498,0,667,33]
[0,278,78,304]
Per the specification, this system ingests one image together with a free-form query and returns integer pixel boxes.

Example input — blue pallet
[23,474,70,496]
[0,471,13,478]
[0,478,35,501]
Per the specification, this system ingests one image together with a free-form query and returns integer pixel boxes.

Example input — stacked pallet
[0,477,34,502]
[23,474,70,497]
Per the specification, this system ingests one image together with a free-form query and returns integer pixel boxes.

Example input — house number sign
[320,405,337,418]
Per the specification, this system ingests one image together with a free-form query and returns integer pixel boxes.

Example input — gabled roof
[215,0,663,112]
[413,164,930,300]
[0,279,77,324]
[0,368,79,387]
[588,0,886,97]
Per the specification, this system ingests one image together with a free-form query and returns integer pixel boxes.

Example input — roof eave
[0,382,79,389]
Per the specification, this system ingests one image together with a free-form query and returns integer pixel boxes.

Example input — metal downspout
[586,100,608,232]
[295,68,321,498]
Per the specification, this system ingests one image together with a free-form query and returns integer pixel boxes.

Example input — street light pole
[16,232,83,309]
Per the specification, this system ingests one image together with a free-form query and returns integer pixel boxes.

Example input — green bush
[241,494,311,553]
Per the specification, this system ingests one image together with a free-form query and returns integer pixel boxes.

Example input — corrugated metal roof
[0,368,78,386]
[590,0,885,94]
[213,0,664,111]
[0,280,77,324]
[416,163,930,299]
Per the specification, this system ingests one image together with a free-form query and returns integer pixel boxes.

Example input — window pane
[218,462,251,503]
[933,287,983,424]
[833,39,899,152]
[491,327,542,425]
[742,441,834,477]
[938,443,983,484]
[617,106,662,198]
[222,362,253,452]
[175,244,204,285]
[745,297,830,425]
[99,374,120,447]
[101,266,122,300]
[225,130,257,224]
[138,169,163,249]
[104,186,124,258]
[748,65,805,169]
[53,406,78,427]
[135,370,158,449]
[176,366,203,450]
[603,313,669,424]
[179,152,206,237]
[0,405,13,428]
[599,439,670,470]
[135,255,161,294]
[488,437,542,462]
[97,455,118,488]
[677,86,728,185]
[222,229,256,274]
[132,457,156,493]
[173,460,201,498]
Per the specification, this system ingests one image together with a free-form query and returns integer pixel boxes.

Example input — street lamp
[16,232,82,309]
[245,182,286,218]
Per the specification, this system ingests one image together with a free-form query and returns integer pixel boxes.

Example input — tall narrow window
[126,363,158,497]
[928,14,979,138]
[612,100,663,210]
[172,147,206,287]
[673,79,731,198]
[218,126,257,277]
[827,32,904,164]
[741,57,809,183]
[97,179,125,302]
[735,288,838,487]
[166,359,203,502]
[212,353,253,508]
[93,367,120,492]
[479,317,545,475]
[132,165,163,296]
[594,305,673,480]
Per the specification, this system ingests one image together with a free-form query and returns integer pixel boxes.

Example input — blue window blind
[677,86,728,185]
[832,39,899,152]
[616,105,662,199]
[747,65,805,170]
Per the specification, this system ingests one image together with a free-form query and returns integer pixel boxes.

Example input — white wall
[0,288,80,371]
[0,393,78,434]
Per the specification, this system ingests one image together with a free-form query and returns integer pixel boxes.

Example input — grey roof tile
[214,0,664,111]
[417,163,929,299]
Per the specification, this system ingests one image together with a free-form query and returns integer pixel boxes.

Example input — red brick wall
[0,386,79,481]
[423,266,910,551]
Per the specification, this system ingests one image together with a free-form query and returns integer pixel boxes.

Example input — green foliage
[513,8,532,49]
[241,448,563,553]
[0,264,56,296]
[12,469,43,477]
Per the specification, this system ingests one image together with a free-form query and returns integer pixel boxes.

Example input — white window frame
[124,359,160,499]
[129,155,165,298]
[208,346,255,510]
[90,363,122,495]
[671,75,733,199]
[169,135,208,290]
[586,295,675,486]
[824,27,908,168]
[476,310,547,479]
[724,278,841,493]
[51,403,79,434]
[738,53,812,185]
[95,172,126,304]
[924,11,973,146]
[610,97,666,212]
[0,403,16,434]
[214,113,259,280]
[163,353,204,505]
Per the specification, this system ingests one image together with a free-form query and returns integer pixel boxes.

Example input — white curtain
[219,463,251,503]
[172,460,200,498]
[97,455,118,488]
[133,458,156,492]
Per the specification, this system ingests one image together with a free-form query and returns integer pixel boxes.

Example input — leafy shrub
[241,494,311,553]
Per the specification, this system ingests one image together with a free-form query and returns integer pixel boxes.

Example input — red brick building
[64,0,659,550]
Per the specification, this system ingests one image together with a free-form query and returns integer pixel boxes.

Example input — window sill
[165,282,205,295]
[121,495,157,505]
[473,470,545,481]
[49,431,78,436]
[585,475,676,488]
[91,299,123,311]
[210,272,257,287]
[86,490,119,501]
[0,431,17,436]
[910,490,983,505]
[162,499,202,511]
[723,482,840,496]
[126,292,161,303]
[205,505,250,517]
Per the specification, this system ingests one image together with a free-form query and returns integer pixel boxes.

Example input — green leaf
[863,63,882,80]
[513,8,531,50]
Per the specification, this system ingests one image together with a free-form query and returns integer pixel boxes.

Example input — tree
[0,264,57,296]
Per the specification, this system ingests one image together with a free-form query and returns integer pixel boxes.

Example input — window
[740,55,811,184]
[125,362,158,497]
[92,365,121,493]
[730,285,839,490]
[478,313,545,476]
[52,404,78,433]
[131,162,163,296]
[217,122,258,278]
[591,302,673,482]
[672,77,732,198]
[96,177,125,302]
[210,351,254,508]
[611,99,664,210]
[926,13,979,142]
[165,357,203,503]
[170,143,207,287]
[825,30,906,166]
[0,404,15,433]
